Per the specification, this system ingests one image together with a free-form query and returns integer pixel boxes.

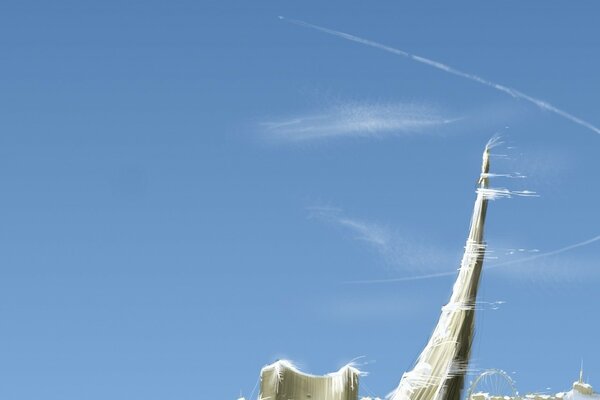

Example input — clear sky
[1,2,599,399]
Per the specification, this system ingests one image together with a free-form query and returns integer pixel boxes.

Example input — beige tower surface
[259,360,360,400]
[389,143,493,400]
[256,143,496,400]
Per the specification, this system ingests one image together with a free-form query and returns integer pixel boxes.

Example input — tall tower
[390,142,493,400]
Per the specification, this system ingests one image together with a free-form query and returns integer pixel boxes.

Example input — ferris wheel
[467,369,518,400]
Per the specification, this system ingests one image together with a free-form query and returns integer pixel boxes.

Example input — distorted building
[251,142,594,400]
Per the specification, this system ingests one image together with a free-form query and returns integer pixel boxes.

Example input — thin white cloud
[342,235,600,284]
[308,206,457,273]
[488,235,600,270]
[309,207,600,285]
[280,17,600,136]
[261,102,456,142]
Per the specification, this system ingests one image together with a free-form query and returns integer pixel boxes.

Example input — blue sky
[1,1,599,399]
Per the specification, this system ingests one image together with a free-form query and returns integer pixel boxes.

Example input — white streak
[488,235,600,269]
[441,300,505,312]
[262,102,455,142]
[280,16,600,136]
[477,187,539,200]
[480,172,526,179]
[343,235,600,284]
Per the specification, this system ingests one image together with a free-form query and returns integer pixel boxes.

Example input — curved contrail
[279,16,600,283]
[279,16,600,136]
[343,235,600,284]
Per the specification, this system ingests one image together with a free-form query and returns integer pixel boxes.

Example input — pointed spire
[389,141,494,400]
[573,359,594,395]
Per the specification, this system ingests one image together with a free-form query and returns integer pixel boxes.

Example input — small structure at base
[469,370,599,400]
[572,368,594,396]
[259,360,360,400]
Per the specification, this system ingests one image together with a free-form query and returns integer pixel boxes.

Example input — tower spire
[389,141,494,400]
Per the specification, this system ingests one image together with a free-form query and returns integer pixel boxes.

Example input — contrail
[488,234,600,268]
[343,235,600,284]
[279,16,600,136]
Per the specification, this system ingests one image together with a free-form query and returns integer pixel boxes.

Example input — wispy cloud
[308,206,457,273]
[280,16,600,136]
[342,235,600,284]
[261,102,457,143]
[309,206,600,285]
[488,235,600,270]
